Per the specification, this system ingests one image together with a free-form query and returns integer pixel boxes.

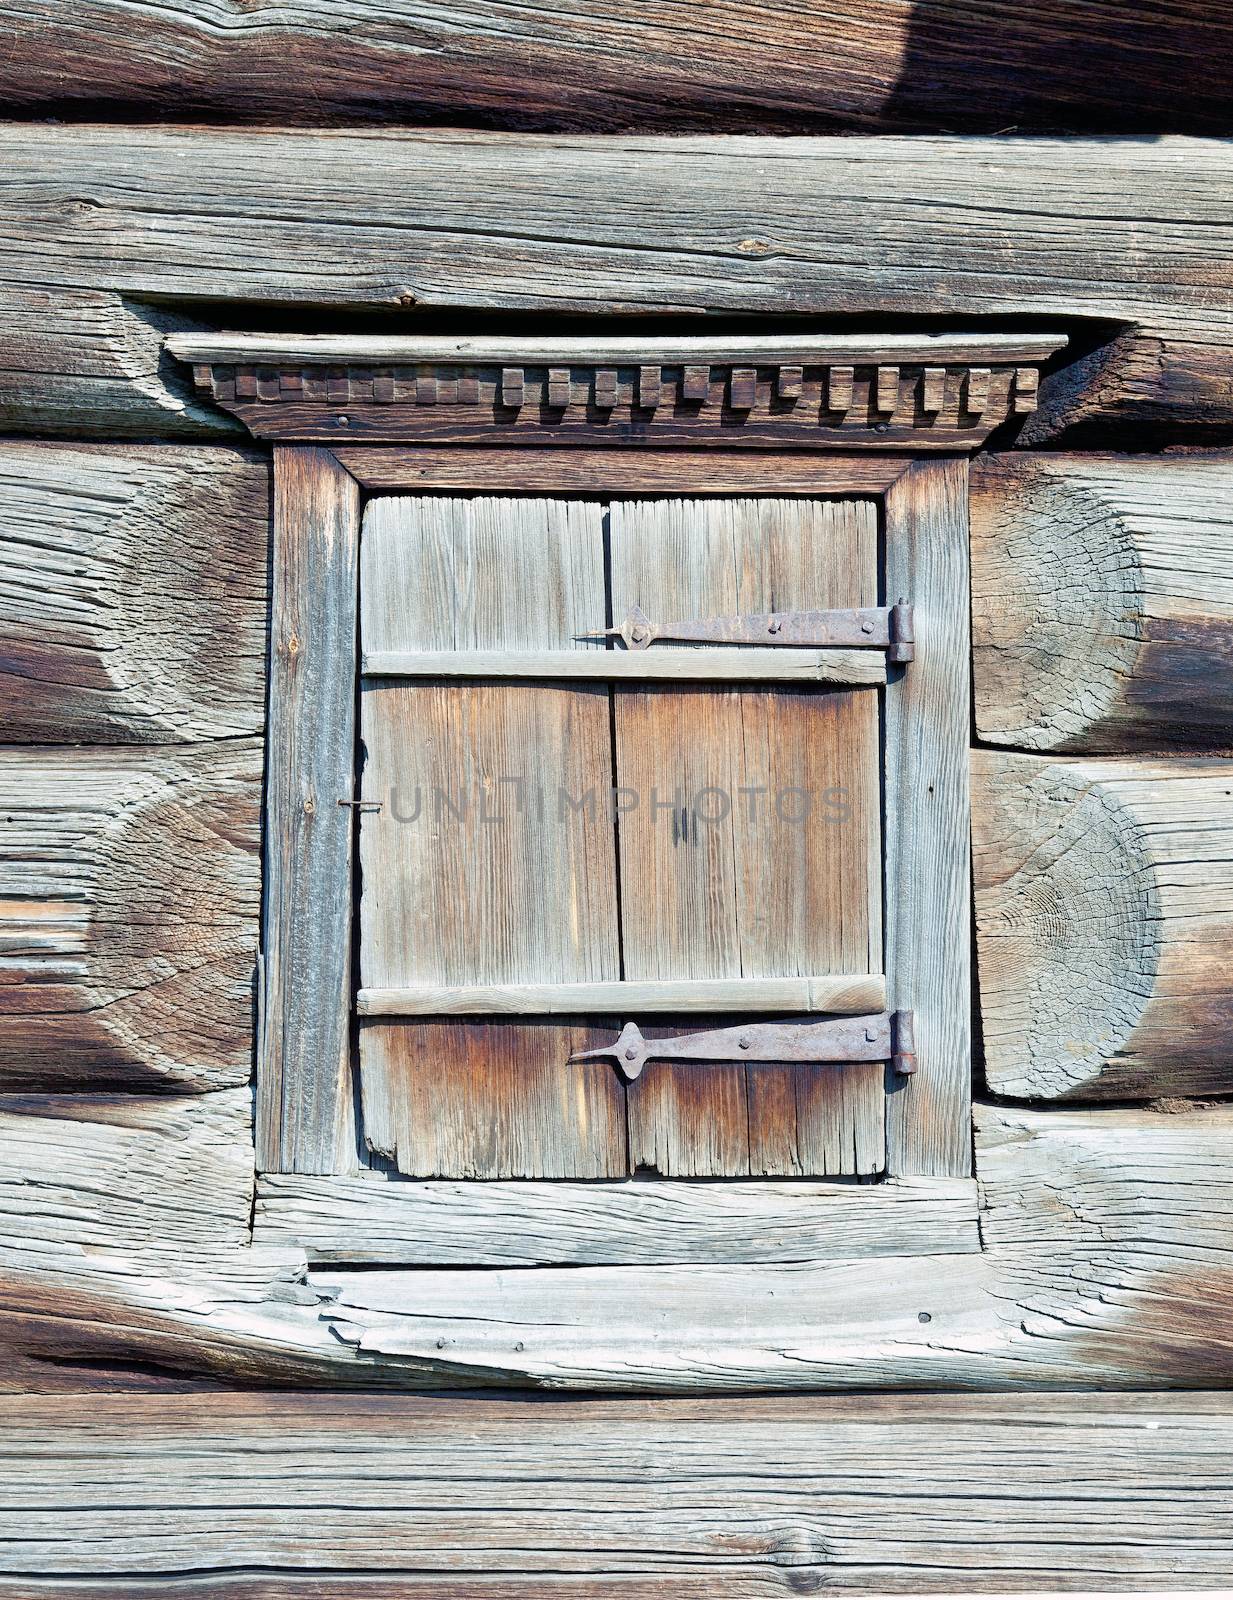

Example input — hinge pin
[888,600,915,664]
[891,1009,917,1076]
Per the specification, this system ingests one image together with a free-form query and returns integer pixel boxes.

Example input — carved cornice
[167,333,1067,450]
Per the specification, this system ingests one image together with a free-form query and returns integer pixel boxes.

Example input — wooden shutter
[357,492,885,1178]
[358,496,625,1178]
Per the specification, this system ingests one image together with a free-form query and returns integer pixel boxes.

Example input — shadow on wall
[882,0,1233,133]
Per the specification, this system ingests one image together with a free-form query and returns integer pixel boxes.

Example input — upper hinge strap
[587,602,915,663]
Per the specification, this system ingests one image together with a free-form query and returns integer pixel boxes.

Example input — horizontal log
[2,1,1231,136]
[975,1100,1233,1386]
[0,743,261,1091]
[255,1173,980,1265]
[4,1098,1233,1391]
[972,453,1233,752]
[357,975,886,1016]
[304,1101,1233,1390]
[973,751,1233,1100]
[1,1589,1220,1600]
[1,130,1230,440]
[1,1391,1232,1592]
[0,286,230,437]
[0,1090,253,1264]
[362,647,885,684]
[0,443,268,743]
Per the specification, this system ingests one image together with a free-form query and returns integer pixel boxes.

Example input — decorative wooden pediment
[167,332,1066,449]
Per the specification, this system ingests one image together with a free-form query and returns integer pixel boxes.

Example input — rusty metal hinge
[585,602,914,663]
[570,1010,916,1082]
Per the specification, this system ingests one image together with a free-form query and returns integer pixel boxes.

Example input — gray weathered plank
[972,452,1233,752]
[361,647,886,684]
[337,448,909,497]
[1,1391,1231,1592]
[0,742,260,1092]
[2,130,1231,440]
[258,447,360,1174]
[974,751,1233,1101]
[609,497,884,1178]
[256,1172,980,1264]
[170,331,1068,367]
[0,442,267,743]
[358,975,885,1016]
[883,460,971,1176]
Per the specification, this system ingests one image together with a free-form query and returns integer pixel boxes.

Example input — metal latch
[570,1010,916,1082]
[586,601,914,663]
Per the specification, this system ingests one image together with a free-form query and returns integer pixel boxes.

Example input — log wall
[3,1,1229,134]
[2,35,1232,1589]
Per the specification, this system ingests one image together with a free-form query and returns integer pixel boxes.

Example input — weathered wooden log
[0,742,261,1091]
[0,443,268,743]
[0,1090,254,1261]
[973,751,1233,1100]
[0,287,230,436]
[972,454,1233,752]
[4,1090,1233,1394]
[2,0,1230,136]
[1,1390,1231,1593]
[255,1172,980,1266]
[0,130,1229,440]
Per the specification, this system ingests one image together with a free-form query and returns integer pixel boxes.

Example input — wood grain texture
[337,448,910,497]
[361,1022,627,1181]
[317,1252,997,1386]
[259,447,360,1175]
[2,1393,1233,1594]
[972,453,1233,753]
[610,498,884,1177]
[2,129,1230,441]
[4,1096,1233,1390]
[0,742,260,1092]
[0,1090,254,1264]
[359,975,886,1016]
[293,1102,1233,1391]
[2,0,1230,135]
[3,1589,1224,1600]
[361,647,887,685]
[169,331,1061,450]
[0,286,227,437]
[0,442,267,743]
[976,1100,1233,1389]
[883,460,971,1176]
[256,1172,980,1264]
[174,332,1067,367]
[359,495,623,1178]
[973,751,1233,1101]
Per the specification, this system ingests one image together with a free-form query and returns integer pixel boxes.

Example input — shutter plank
[610,498,884,1176]
[359,497,624,1178]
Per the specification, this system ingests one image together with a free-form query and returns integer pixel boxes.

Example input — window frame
[164,330,1065,1268]
[257,447,970,1191]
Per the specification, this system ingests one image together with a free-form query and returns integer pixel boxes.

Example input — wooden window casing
[166,333,1064,1262]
